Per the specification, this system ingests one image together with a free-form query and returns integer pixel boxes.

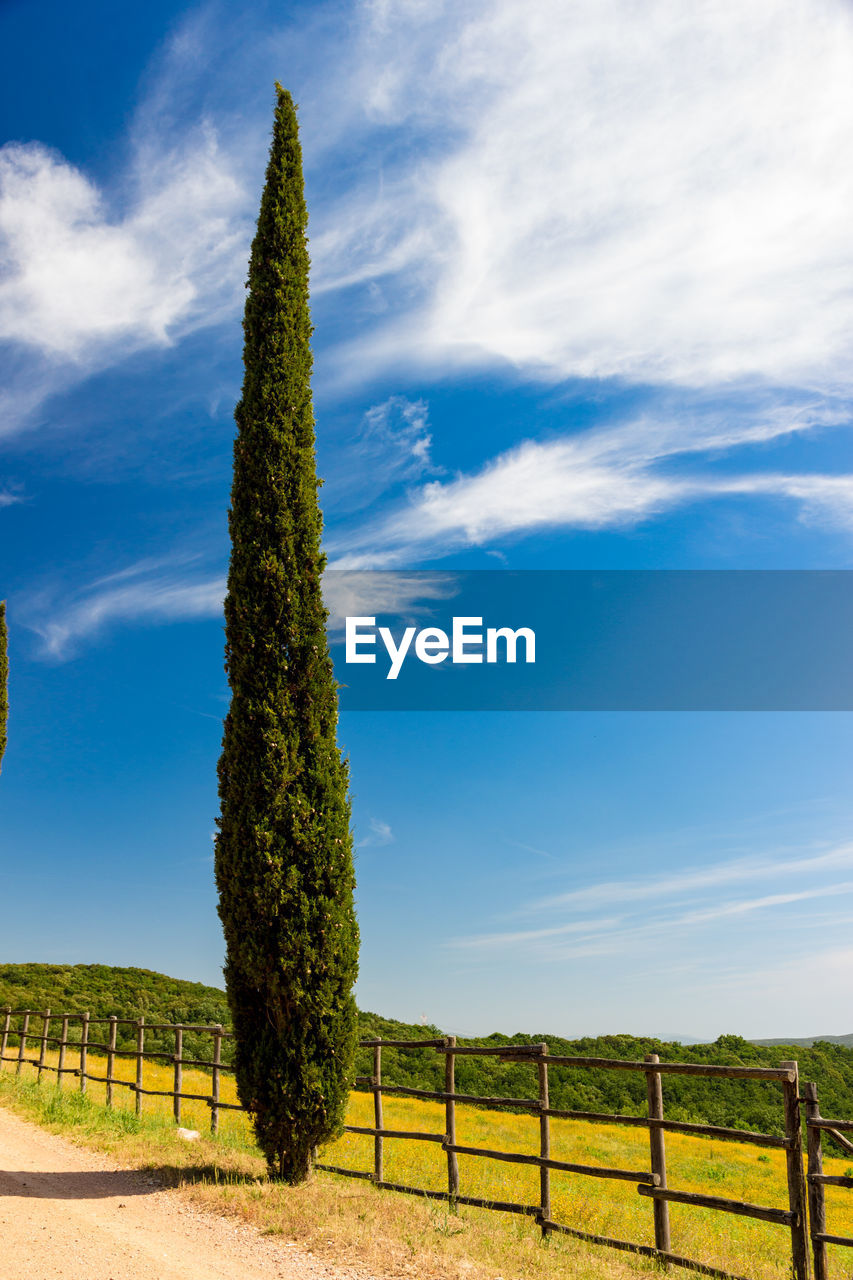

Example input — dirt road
[0,1105,377,1280]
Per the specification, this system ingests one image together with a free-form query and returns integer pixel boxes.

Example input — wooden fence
[324,1039,810,1280]
[802,1081,853,1280]
[0,1007,239,1131]
[2,1007,851,1280]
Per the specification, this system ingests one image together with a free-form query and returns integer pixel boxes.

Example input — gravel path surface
[0,1105,383,1280]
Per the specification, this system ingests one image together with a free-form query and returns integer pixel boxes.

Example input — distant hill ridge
[751,1034,853,1048]
[3,964,853,1137]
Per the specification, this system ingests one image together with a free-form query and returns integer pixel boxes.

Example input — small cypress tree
[215,86,359,1184]
[0,601,7,775]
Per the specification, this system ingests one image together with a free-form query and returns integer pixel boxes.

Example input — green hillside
[3,964,853,1138]
[0,963,229,1026]
[0,963,232,1067]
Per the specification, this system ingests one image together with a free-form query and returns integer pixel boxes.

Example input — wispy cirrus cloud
[330,402,853,565]
[678,882,853,927]
[309,0,853,394]
[324,396,441,517]
[5,0,853,573]
[13,0,853,399]
[448,841,853,963]
[526,842,853,915]
[450,916,624,952]
[357,817,395,849]
[22,559,226,660]
[21,555,459,660]
[309,0,853,564]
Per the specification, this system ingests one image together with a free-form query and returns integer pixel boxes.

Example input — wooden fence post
[211,1025,222,1135]
[174,1027,183,1124]
[57,1014,69,1089]
[37,1009,51,1080]
[16,1010,30,1076]
[445,1037,460,1210]
[79,1013,89,1094]
[803,1081,827,1280]
[135,1017,144,1116]
[106,1015,117,1107]
[1,1006,10,1068]
[645,1053,671,1256]
[373,1041,383,1184]
[539,1043,551,1234]
[780,1060,811,1280]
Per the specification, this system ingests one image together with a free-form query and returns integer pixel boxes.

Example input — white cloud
[357,817,395,848]
[24,560,226,660]
[361,397,434,473]
[5,0,853,566]
[322,568,458,634]
[22,557,460,659]
[7,1,853,445]
[330,403,853,565]
[678,882,853,926]
[450,841,853,961]
[330,433,685,564]
[7,1,853,407]
[527,842,853,914]
[721,473,853,532]
[325,396,440,516]
[0,134,246,364]
[449,916,624,951]
[319,0,853,393]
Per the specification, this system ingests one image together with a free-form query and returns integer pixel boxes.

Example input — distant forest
[2,963,852,1138]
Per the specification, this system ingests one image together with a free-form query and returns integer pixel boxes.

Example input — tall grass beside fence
[3,1037,853,1280]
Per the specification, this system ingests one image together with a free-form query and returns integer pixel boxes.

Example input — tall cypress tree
[0,601,7,775]
[215,86,359,1184]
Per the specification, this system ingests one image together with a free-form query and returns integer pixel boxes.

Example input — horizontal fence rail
[5,1008,851,1280]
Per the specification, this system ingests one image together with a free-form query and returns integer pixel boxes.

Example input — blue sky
[1,0,853,1038]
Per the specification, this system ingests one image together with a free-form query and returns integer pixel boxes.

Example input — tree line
[4,965,852,1137]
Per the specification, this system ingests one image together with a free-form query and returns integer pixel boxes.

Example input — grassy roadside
[1,1063,851,1280]
[0,1069,651,1280]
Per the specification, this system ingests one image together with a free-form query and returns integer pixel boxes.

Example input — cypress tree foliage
[0,600,7,775]
[215,86,359,1184]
